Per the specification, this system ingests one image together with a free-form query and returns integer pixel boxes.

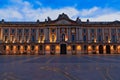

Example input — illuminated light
[35,45,38,52]
[20,40,22,43]
[65,36,68,41]
[117,46,120,53]
[67,46,71,51]
[103,46,106,50]
[94,38,96,43]
[111,46,113,50]
[27,40,29,43]
[45,45,50,51]
[56,45,60,51]
[38,40,40,43]
[96,46,99,50]
[77,45,81,50]
[88,46,92,51]
[13,46,17,54]
[5,41,8,43]
[27,45,31,50]
[6,45,9,50]
[108,39,111,43]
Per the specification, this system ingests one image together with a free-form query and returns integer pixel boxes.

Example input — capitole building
[0,13,120,55]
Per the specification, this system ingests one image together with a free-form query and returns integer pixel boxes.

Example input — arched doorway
[60,44,66,54]
[99,45,103,54]
[106,45,111,54]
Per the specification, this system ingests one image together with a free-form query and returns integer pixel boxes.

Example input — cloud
[0,0,120,21]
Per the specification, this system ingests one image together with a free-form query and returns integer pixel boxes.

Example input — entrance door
[106,45,111,54]
[99,45,103,54]
[60,44,67,54]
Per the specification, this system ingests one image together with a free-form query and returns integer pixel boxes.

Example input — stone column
[103,29,105,43]
[36,28,39,43]
[56,27,58,42]
[47,28,50,42]
[88,29,90,43]
[79,28,82,42]
[76,27,78,42]
[15,28,17,43]
[116,28,119,43]
[8,28,10,42]
[109,28,111,43]
[68,28,71,42]
[22,28,24,43]
[58,28,60,42]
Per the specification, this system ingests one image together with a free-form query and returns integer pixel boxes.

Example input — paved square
[0,55,120,80]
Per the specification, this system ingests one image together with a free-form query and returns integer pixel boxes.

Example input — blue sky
[0,0,120,21]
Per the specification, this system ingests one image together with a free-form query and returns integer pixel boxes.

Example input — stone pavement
[0,55,120,80]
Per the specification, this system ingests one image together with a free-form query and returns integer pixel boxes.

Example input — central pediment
[46,13,78,25]
[55,19,72,25]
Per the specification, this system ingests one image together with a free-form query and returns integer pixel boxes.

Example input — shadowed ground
[0,55,120,80]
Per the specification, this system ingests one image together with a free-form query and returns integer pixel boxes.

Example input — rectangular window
[25,29,29,33]
[11,29,15,34]
[111,29,116,34]
[4,29,8,33]
[91,29,94,33]
[97,29,102,33]
[18,29,22,34]
[72,35,75,42]
[83,35,86,42]
[31,36,35,42]
[83,29,86,33]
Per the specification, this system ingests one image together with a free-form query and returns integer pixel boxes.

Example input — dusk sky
[0,0,120,21]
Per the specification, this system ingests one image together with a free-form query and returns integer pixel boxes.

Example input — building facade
[0,13,120,55]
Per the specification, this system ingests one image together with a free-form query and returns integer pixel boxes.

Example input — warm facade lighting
[56,45,60,51]
[67,45,71,51]
[50,34,56,43]
[65,36,68,41]
[77,45,81,50]
[94,38,96,43]
[45,45,50,51]
[6,45,9,50]
[88,46,92,51]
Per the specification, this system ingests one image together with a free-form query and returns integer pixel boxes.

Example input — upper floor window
[118,29,120,33]
[31,29,36,33]
[104,29,109,33]
[83,29,86,33]
[18,29,22,33]
[40,29,44,33]
[71,28,75,33]
[98,35,102,42]
[111,35,116,43]
[62,34,65,41]
[91,29,94,33]
[51,29,55,33]
[25,29,29,33]
[72,35,75,42]
[4,29,8,33]
[31,36,35,42]
[83,35,87,42]
[11,29,15,34]
[111,29,116,34]
[97,29,102,35]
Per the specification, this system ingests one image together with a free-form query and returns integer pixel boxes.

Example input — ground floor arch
[106,45,111,54]
[60,44,67,54]
[99,45,103,54]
